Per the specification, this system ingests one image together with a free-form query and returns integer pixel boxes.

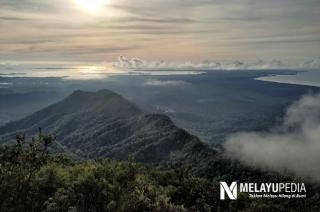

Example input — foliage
[0,133,319,212]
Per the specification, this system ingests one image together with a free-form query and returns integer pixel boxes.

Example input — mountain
[0,89,288,181]
[0,90,318,211]
[0,89,213,164]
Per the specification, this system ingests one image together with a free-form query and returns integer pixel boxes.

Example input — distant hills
[0,89,283,180]
[0,90,213,162]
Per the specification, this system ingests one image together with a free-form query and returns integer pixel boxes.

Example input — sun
[75,0,109,13]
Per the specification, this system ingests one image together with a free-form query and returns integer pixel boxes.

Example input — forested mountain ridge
[0,89,313,182]
[0,90,215,164]
[0,89,319,211]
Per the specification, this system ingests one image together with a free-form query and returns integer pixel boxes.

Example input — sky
[0,0,319,63]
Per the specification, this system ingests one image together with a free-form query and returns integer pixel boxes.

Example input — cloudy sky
[0,0,319,62]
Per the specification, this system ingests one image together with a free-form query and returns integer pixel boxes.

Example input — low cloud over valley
[224,93,320,182]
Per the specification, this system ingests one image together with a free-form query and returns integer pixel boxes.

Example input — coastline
[256,70,320,88]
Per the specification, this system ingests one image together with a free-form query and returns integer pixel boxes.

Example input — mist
[224,93,320,182]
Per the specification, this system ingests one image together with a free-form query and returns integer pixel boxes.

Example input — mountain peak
[68,89,121,102]
[56,89,142,116]
[70,89,117,97]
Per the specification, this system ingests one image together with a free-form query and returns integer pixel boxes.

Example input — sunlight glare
[76,0,109,13]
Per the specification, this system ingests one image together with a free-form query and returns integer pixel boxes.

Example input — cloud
[114,56,145,69]
[224,93,320,182]
[301,58,320,69]
[1,0,320,61]
[112,56,294,70]
[144,79,188,87]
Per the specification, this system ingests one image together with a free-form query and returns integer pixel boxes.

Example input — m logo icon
[220,182,237,200]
